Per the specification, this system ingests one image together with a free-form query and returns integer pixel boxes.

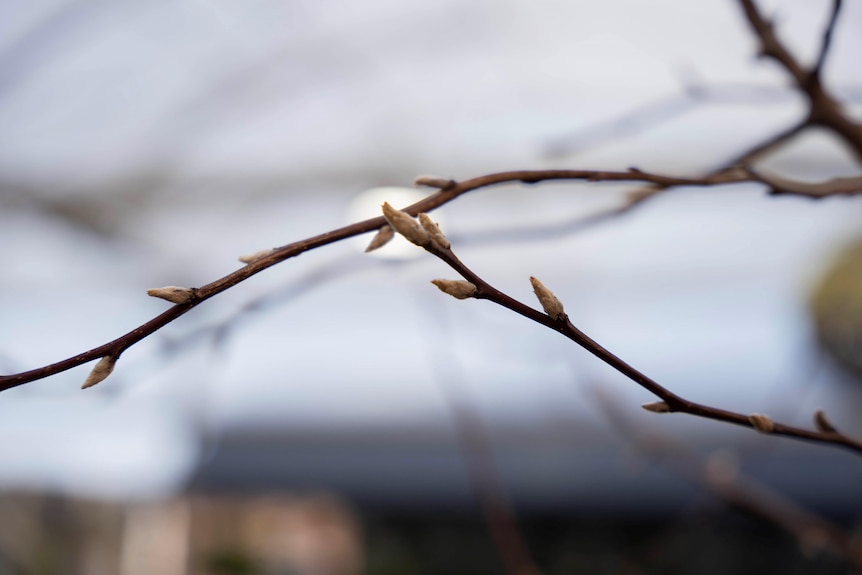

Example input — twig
[381,206,862,456]
[812,0,843,82]
[739,0,862,161]
[591,387,862,569]
[1,168,860,393]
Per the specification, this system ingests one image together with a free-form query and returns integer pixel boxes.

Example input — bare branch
[812,0,843,82]
[1,167,860,393]
[738,0,862,161]
[400,220,862,456]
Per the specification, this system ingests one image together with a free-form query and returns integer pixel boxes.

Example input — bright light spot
[347,186,444,260]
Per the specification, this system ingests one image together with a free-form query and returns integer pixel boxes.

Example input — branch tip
[381,202,430,246]
[81,356,116,389]
[146,286,195,305]
[431,279,477,300]
[529,276,566,320]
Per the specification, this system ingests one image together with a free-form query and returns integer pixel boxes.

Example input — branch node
[749,413,775,433]
[414,175,455,189]
[814,409,838,433]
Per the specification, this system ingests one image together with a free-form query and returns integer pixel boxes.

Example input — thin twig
[738,0,862,161]
[812,0,843,82]
[591,387,862,569]
[1,168,860,393]
[401,214,862,456]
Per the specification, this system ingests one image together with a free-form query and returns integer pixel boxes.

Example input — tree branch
[1,168,860,393]
[389,208,862,456]
[738,0,862,161]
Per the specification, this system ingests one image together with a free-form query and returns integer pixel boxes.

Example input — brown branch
[591,388,862,569]
[738,0,862,161]
[1,168,859,393]
[812,0,843,82]
[394,211,862,456]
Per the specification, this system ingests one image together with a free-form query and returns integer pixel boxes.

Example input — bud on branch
[381,202,430,247]
[82,356,116,389]
[431,279,477,300]
[529,276,566,320]
[147,286,196,304]
[418,213,450,249]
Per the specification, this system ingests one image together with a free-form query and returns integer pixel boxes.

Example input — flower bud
[365,225,395,253]
[381,202,429,246]
[418,213,450,249]
[147,286,195,304]
[529,276,565,320]
[238,248,275,264]
[749,413,775,433]
[431,279,477,300]
[641,401,670,413]
[82,356,116,389]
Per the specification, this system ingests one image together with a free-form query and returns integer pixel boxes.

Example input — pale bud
[641,401,670,413]
[82,356,116,389]
[418,213,450,249]
[414,175,453,189]
[431,279,477,300]
[365,225,395,253]
[749,413,775,433]
[147,286,195,304]
[381,202,429,246]
[238,248,275,264]
[529,276,566,320]
[813,410,837,433]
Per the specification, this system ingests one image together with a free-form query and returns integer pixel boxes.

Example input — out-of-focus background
[1,0,861,573]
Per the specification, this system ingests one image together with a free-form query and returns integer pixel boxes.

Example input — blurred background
[1,0,861,573]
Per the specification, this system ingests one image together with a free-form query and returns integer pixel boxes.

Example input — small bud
[82,356,116,389]
[418,213,450,249]
[238,248,275,264]
[414,175,453,189]
[813,410,837,433]
[749,413,775,433]
[529,276,566,320]
[147,286,195,304]
[431,279,477,300]
[365,225,395,253]
[641,401,670,413]
[381,202,430,246]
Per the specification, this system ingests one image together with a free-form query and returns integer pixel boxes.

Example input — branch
[812,0,843,82]
[2,168,859,393]
[380,206,862,456]
[738,0,862,161]
[592,388,862,569]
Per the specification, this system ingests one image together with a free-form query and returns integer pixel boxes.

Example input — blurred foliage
[811,239,862,378]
